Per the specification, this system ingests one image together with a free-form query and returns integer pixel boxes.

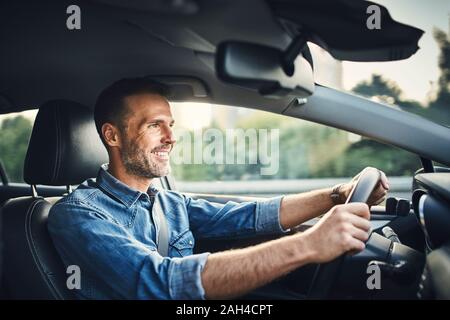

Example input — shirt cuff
[255,196,288,234]
[168,252,210,299]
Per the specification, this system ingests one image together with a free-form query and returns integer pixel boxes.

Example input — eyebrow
[148,119,175,125]
[138,118,175,128]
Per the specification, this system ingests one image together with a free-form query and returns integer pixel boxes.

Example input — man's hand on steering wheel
[303,167,390,264]
[302,203,371,263]
[306,167,388,298]
[340,167,390,206]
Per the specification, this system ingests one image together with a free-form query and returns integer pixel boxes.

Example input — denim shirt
[48,165,285,300]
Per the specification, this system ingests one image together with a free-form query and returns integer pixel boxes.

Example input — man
[48,77,389,300]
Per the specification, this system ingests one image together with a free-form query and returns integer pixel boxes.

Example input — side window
[169,103,419,200]
[0,110,37,183]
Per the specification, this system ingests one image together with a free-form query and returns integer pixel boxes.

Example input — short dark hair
[94,77,169,147]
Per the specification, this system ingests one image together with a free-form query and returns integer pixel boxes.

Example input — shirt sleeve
[182,194,288,239]
[48,201,210,300]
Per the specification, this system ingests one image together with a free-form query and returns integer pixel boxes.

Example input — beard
[120,137,171,179]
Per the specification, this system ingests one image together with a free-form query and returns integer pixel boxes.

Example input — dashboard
[413,172,450,299]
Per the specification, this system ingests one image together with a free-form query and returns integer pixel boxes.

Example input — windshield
[311,0,450,128]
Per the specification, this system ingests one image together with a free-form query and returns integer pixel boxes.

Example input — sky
[0,109,38,125]
[342,0,449,103]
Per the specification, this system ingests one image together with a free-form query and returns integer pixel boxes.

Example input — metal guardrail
[176,176,412,199]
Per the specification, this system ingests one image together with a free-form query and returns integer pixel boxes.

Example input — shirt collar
[96,164,158,208]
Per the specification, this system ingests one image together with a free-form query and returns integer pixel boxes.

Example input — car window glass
[0,110,37,183]
[169,103,419,200]
[309,0,450,128]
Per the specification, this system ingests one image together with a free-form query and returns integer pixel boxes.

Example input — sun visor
[270,0,424,61]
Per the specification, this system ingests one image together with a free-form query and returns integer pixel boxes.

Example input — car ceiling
[0,0,296,114]
[0,0,423,115]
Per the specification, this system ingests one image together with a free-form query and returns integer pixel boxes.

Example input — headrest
[24,100,108,185]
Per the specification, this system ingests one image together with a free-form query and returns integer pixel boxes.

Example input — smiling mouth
[151,150,170,161]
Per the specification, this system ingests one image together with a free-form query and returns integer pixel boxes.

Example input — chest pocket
[169,230,195,257]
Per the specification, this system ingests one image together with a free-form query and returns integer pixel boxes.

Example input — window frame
[0,158,9,185]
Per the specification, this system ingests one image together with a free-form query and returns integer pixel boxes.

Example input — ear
[102,123,122,148]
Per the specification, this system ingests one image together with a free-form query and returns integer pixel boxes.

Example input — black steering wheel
[307,168,381,299]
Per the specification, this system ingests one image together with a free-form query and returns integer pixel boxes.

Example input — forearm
[201,233,313,299]
[279,187,335,230]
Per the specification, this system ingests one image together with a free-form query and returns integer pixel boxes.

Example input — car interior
[1,0,450,300]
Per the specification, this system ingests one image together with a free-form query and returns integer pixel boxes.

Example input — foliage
[0,116,33,182]
[427,28,450,126]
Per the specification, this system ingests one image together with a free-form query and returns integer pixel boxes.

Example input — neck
[107,160,153,193]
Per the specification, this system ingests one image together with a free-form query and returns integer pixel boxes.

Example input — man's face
[118,93,176,179]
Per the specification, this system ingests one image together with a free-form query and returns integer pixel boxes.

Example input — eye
[148,123,159,129]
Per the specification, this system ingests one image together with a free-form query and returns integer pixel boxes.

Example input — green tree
[352,74,402,102]
[337,139,419,177]
[352,74,425,114]
[0,115,33,182]
[428,28,450,126]
[349,75,423,176]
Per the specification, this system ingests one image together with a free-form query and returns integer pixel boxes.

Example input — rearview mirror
[216,41,314,98]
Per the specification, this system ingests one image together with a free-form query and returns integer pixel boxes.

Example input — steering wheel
[307,167,381,299]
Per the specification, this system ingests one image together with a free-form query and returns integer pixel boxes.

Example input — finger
[349,225,370,242]
[343,202,370,220]
[347,215,371,231]
[373,197,386,205]
[347,238,366,253]
[371,188,387,202]
[379,170,390,190]
[368,197,384,208]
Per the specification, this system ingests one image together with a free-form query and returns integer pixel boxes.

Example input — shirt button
[189,240,193,245]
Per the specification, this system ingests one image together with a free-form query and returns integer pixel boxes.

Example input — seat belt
[153,198,169,256]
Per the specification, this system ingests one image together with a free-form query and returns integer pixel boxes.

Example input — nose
[161,124,176,146]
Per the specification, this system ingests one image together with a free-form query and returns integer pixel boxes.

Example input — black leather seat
[1,100,108,299]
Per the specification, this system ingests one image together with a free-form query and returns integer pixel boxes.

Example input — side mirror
[216,40,314,98]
